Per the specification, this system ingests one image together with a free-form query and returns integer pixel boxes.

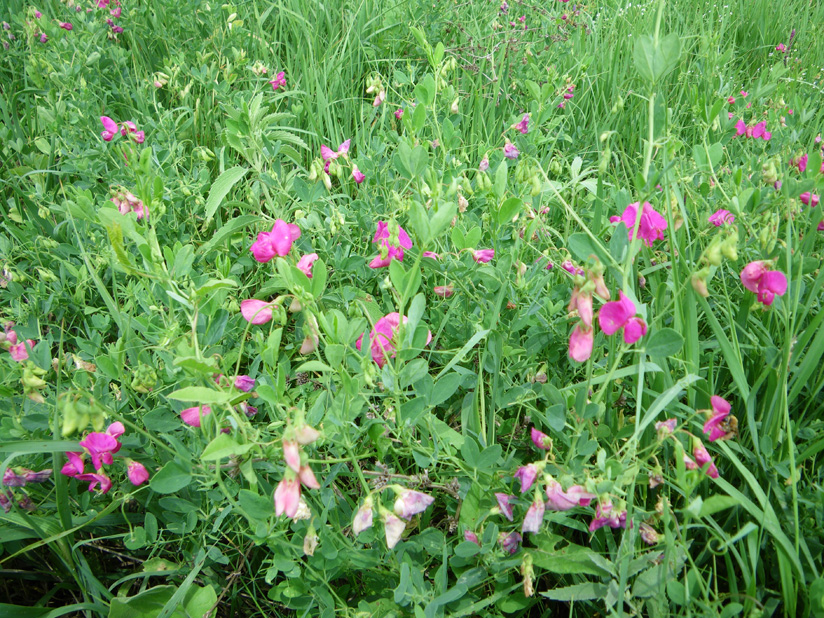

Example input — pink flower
[739,261,787,306]
[180,405,211,427]
[39,33,47,43]
[792,154,808,173]
[78,432,120,470]
[513,463,540,493]
[294,424,321,445]
[9,339,35,362]
[356,312,432,368]
[274,474,301,518]
[479,156,490,172]
[59,22,73,30]
[471,249,495,263]
[100,116,118,141]
[494,492,515,521]
[61,452,85,477]
[598,291,647,344]
[563,92,574,100]
[369,221,413,268]
[433,284,454,298]
[110,6,121,17]
[464,530,480,545]
[352,497,374,536]
[522,494,545,533]
[740,90,749,97]
[351,165,365,184]
[568,287,593,327]
[240,299,274,324]
[611,201,667,247]
[34,10,42,18]
[394,108,404,120]
[234,375,255,392]
[561,260,583,276]
[776,43,786,52]
[297,253,319,278]
[75,472,112,494]
[514,114,529,134]
[269,71,286,91]
[703,395,731,442]
[568,323,593,362]
[127,461,149,485]
[283,439,301,473]
[709,209,735,226]
[423,251,440,260]
[588,500,627,532]
[751,121,771,140]
[298,465,320,489]
[499,531,521,555]
[393,488,435,519]
[530,427,552,450]
[727,96,735,104]
[693,442,719,479]
[382,510,406,548]
[249,219,301,262]
[545,480,596,511]
[655,418,677,437]
[503,141,519,159]
[800,192,820,207]
[320,139,351,163]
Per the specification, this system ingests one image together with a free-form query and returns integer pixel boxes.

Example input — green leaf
[541,582,608,601]
[238,489,273,521]
[430,373,463,407]
[294,360,334,373]
[493,162,508,200]
[149,461,192,494]
[200,434,254,461]
[0,440,79,454]
[166,386,231,405]
[429,200,457,241]
[204,166,248,221]
[698,495,739,517]
[497,197,522,226]
[645,328,684,357]
[633,33,681,83]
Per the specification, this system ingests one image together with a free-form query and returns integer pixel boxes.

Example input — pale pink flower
[610,201,667,247]
[126,461,149,485]
[709,209,735,226]
[269,71,286,91]
[568,323,593,362]
[693,442,719,479]
[294,424,321,445]
[240,299,274,324]
[298,465,320,489]
[297,253,319,278]
[499,531,521,555]
[320,139,351,164]
[283,439,301,473]
[494,492,515,521]
[274,474,301,518]
[503,141,519,159]
[180,405,211,427]
[423,251,440,260]
[234,375,255,392]
[479,156,490,172]
[356,312,432,368]
[352,496,374,536]
[568,287,593,328]
[383,510,406,548]
[703,395,731,442]
[433,284,454,298]
[393,488,435,519]
[522,494,545,533]
[513,463,540,493]
[471,249,495,263]
[544,479,596,511]
[9,339,35,362]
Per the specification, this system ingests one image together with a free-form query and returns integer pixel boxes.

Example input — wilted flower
[499,531,521,554]
[522,492,545,533]
[494,492,515,521]
[394,108,404,120]
[283,439,301,473]
[353,496,374,536]
[479,156,490,172]
[639,523,660,545]
[382,509,406,548]
[393,487,435,520]
[59,22,73,30]
[433,284,454,298]
[464,530,480,545]
[544,479,596,511]
[588,500,627,532]
[503,141,520,159]
[513,463,541,493]
[655,418,677,438]
[514,114,529,134]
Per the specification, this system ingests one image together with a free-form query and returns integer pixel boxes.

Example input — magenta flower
[741,90,749,97]
[503,141,519,159]
[61,452,85,477]
[369,221,413,268]
[494,492,515,521]
[513,463,540,493]
[588,500,627,532]
[776,43,786,52]
[598,291,647,345]
[394,108,404,120]
[320,139,351,164]
[530,427,552,450]
[352,496,374,536]
[471,249,495,263]
[9,339,35,362]
[800,192,820,207]
[180,405,211,427]
[249,219,301,262]
[393,488,435,519]
[792,154,808,173]
[568,323,593,362]
[499,531,521,555]
[727,96,735,104]
[522,493,545,533]
[39,33,47,43]
[110,6,121,17]
[544,479,596,511]
[240,299,274,324]
[514,114,529,134]
[479,156,490,172]
[568,287,593,328]
[78,433,119,470]
[100,116,118,141]
[351,164,365,184]
[283,439,301,473]
[693,442,719,479]
[709,209,735,226]
[75,472,112,494]
[126,461,149,485]
[561,260,583,276]
[703,395,731,442]
[297,253,319,278]
[59,22,73,30]
[356,312,432,368]
[610,201,667,247]
[382,510,406,548]
[269,71,286,91]
[234,375,255,392]
[274,473,301,518]
[739,261,788,306]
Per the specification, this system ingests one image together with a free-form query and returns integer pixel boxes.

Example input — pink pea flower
[433,284,454,298]
[394,108,404,120]
[545,479,596,511]
[126,461,149,486]
[727,96,735,104]
[274,473,301,518]
[180,405,211,427]
[561,260,583,276]
[568,323,593,362]
[75,472,112,494]
[464,530,480,545]
[479,156,490,172]
[752,121,771,140]
[100,116,118,141]
[320,139,351,164]
[557,102,566,109]
[111,25,123,34]
[740,90,749,97]
[563,92,574,100]
[522,493,545,533]
[369,221,413,268]
[352,496,374,536]
[283,439,301,473]
[393,488,435,519]
[294,424,321,445]
[382,510,406,548]
[610,201,667,247]
[61,452,85,477]
[471,249,495,263]
[234,375,255,392]
[514,114,529,134]
[588,500,627,532]
[792,153,808,173]
[494,492,515,521]
[351,165,365,184]
[735,119,747,136]
[35,10,42,18]
[9,339,35,362]
[655,418,677,438]
[298,465,320,489]
[499,531,521,555]
[249,219,301,262]
[39,33,47,43]
[356,312,432,368]
[110,6,121,17]
[776,43,786,52]
[269,71,286,91]
[568,286,593,327]
[423,251,440,260]
[693,442,719,479]
[240,299,274,324]
[78,432,119,470]
[530,427,552,450]
[709,209,735,226]
[598,291,647,345]
[513,463,540,493]
[59,22,73,30]
[800,192,820,207]
[297,253,319,278]
[703,395,732,442]
[503,141,519,159]
[739,261,787,306]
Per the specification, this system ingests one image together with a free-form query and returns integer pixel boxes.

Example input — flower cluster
[61,422,149,493]
[733,119,771,140]
[2,322,37,362]
[110,188,148,219]
[99,116,144,143]
[369,221,412,269]
[352,486,435,548]
[274,421,322,519]
[740,260,788,307]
